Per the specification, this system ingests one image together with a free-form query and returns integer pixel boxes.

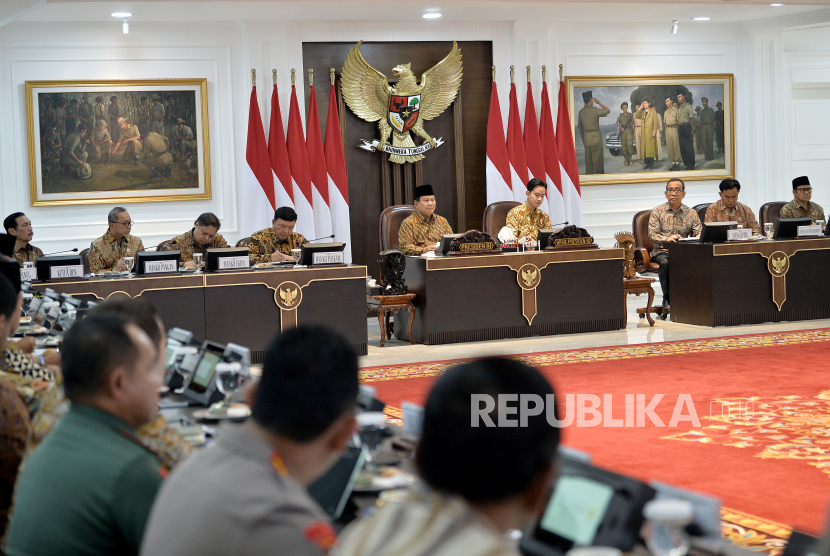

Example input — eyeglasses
[666,189,684,195]
[116,221,133,227]
[796,188,813,193]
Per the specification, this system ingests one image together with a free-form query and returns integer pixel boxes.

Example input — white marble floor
[360,285,830,367]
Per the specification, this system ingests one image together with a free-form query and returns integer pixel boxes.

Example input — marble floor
[360,285,830,367]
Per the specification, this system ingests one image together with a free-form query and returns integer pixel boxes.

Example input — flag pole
[291,69,296,85]
[559,64,563,81]
[330,68,335,85]
[542,65,547,82]
[527,65,531,82]
[272,69,277,85]
[251,69,256,88]
[308,68,313,87]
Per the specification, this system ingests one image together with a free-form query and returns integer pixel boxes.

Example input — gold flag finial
[330,68,335,85]
[291,69,296,85]
[272,69,277,85]
[542,65,547,82]
[510,65,515,83]
[251,69,256,87]
[492,65,495,81]
[559,64,563,81]
[526,65,531,82]
[309,68,314,87]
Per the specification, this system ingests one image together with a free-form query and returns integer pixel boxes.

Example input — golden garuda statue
[341,41,463,164]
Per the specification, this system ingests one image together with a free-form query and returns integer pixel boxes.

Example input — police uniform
[577,90,609,175]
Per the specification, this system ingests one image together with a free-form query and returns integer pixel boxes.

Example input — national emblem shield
[388,94,420,133]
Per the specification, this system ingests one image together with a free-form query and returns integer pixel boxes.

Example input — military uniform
[700,104,715,160]
[579,104,609,174]
[398,212,453,255]
[41,128,61,160]
[617,112,634,165]
[138,101,151,128]
[78,98,94,131]
[88,229,144,273]
[677,101,695,170]
[108,102,120,140]
[65,102,79,135]
[5,405,165,556]
[91,125,112,159]
[142,131,173,175]
[165,228,228,263]
[173,124,197,155]
[663,105,682,167]
[61,131,88,169]
[140,426,338,556]
[634,111,643,160]
[150,101,165,135]
[248,228,308,263]
[13,243,43,266]
[715,107,725,153]
[94,101,107,136]
[119,123,143,162]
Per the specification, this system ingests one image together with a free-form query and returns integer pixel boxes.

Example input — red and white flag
[523,81,549,216]
[286,84,315,238]
[486,80,512,204]
[306,85,332,239]
[540,80,566,224]
[324,82,352,263]
[506,82,529,203]
[556,78,583,226]
[268,81,294,211]
[242,86,275,236]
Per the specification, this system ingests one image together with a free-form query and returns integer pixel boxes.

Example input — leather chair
[692,203,711,224]
[80,247,91,275]
[759,201,787,229]
[156,239,175,251]
[632,210,658,273]
[235,237,253,248]
[482,201,520,238]
[379,205,416,252]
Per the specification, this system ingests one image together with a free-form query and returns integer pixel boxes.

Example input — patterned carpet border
[721,507,792,555]
[360,328,830,382]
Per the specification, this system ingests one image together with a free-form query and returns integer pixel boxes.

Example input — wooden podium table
[394,249,625,345]
[30,266,368,360]
[668,238,830,326]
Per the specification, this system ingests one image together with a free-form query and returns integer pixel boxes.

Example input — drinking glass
[214,362,245,410]
[356,411,387,472]
[123,256,135,276]
[643,499,693,556]
[764,222,773,239]
[291,248,302,262]
[172,346,198,394]
[192,253,204,272]
[816,219,826,233]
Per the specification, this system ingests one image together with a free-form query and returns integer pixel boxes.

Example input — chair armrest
[633,247,650,269]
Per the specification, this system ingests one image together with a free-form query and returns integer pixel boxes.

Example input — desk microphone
[550,221,569,228]
[43,248,79,256]
[307,234,336,242]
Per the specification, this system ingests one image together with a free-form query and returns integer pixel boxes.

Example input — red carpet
[362,328,830,547]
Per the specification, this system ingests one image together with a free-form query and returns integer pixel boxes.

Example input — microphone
[550,221,569,228]
[307,234,336,242]
[43,248,79,256]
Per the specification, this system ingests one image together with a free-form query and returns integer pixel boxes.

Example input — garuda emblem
[279,286,299,307]
[341,40,463,164]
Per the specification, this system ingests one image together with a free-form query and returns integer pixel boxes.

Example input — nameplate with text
[144,260,177,274]
[727,229,752,241]
[312,252,344,265]
[553,236,595,246]
[218,256,250,270]
[49,265,84,279]
[797,225,823,237]
[458,242,495,251]
[20,268,38,282]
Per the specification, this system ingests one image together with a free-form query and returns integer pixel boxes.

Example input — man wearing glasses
[780,176,825,222]
[648,178,702,318]
[89,207,145,273]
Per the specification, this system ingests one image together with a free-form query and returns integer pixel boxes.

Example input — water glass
[215,362,245,409]
[643,499,694,556]
[123,256,135,275]
[291,248,302,262]
[192,253,204,272]
[815,219,826,233]
[356,411,387,471]
[764,222,773,239]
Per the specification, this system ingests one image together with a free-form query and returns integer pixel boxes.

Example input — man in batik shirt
[165,212,228,268]
[648,178,701,317]
[780,176,825,223]
[248,207,308,263]
[88,207,144,273]
[704,179,761,235]
[506,178,553,244]
[398,184,453,256]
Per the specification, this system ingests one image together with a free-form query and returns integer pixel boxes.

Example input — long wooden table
[30,266,369,360]
[394,249,626,345]
[668,238,830,326]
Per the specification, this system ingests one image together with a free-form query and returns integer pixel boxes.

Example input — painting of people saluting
[26,79,211,206]
[565,74,734,186]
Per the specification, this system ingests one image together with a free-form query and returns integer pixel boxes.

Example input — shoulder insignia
[303,521,337,553]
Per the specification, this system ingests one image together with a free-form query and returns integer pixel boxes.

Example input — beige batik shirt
[704,201,761,235]
[88,229,144,273]
[398,212,453,256]
[648,202,701,256]
[780,199,825,222]
[506,202,552,241]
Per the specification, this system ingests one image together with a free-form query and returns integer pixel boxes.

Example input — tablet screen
[539,475,615,546]
[188,349,222,394]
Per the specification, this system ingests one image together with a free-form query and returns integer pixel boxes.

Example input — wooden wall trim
[453,92,466,231]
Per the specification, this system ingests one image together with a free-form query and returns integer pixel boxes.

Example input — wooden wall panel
[302,41,492,274]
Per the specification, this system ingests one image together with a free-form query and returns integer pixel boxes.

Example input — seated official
[5,313,165,556]
[506,178,553,243]
[704,178,761,235]
[249,206,308,263]
[165,212,228,268]
[89,206,145,273]
[4,212,43,265]
[398,184,453,255]
[340,357,560,556]
[141,326,358,556]
[781,176,825,222]
[648,178,701,317]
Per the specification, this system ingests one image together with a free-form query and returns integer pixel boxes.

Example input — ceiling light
[770,3,784,5]
[671,20,678,34]
[111,12,132,17]
[122,19,129,33]
[692,17,711,20]
[423,13,442,19]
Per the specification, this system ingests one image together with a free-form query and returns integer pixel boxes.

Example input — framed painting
[565,74,734,186]
[26,78,211,206]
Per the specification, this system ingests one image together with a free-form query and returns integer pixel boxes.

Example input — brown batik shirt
[506,203,553,241]
[13,244,44,266]
[247,228,307,264]
[165,229,228,263]
[88,229,144,273]
[704,201,761,235]
[779,199,825,223]
[398,212,453,256]
[648,203,701,256]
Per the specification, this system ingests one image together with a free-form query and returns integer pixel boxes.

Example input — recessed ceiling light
[692,17,711,20]
[423,13,442,19]
[770,3,784,5]
[111,12,132,17]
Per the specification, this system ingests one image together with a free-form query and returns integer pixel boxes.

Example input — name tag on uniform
[20,267,38,282]
[217,255,250,269]
[49,265,84,279]
[797,225,822,237]
[726,229,752,241]
[312,252,344,265]
[144,260,177,274]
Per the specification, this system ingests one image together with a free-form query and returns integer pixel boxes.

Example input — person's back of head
[417,357,560,504]
[0,273,20,352]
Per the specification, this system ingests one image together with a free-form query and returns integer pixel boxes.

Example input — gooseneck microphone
[549,221,569,228]
[43,248,79,256]
[307,234,336,242]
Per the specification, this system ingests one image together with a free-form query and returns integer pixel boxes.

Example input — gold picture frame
[26,78,211,206]
[565,74,734,186]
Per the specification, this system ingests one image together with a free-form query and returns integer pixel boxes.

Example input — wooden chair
[80,247,91,275]
[235,237,253,248]
[692,203,711,224]
[759,201,787,229]
[379,205,416,252]
[156,239,175,251]
[482,201,520,238]
[631,210,663,320]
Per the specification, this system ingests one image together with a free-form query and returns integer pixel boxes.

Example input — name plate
[458,242,495,251]
[49,265,84,279]
[20,267,38,282]
[553,236,594,246]
[144,260,177,274]
[311,251,344,265]
[727,228,752,241]
[797,225,823,237]
[217,256,250,270]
